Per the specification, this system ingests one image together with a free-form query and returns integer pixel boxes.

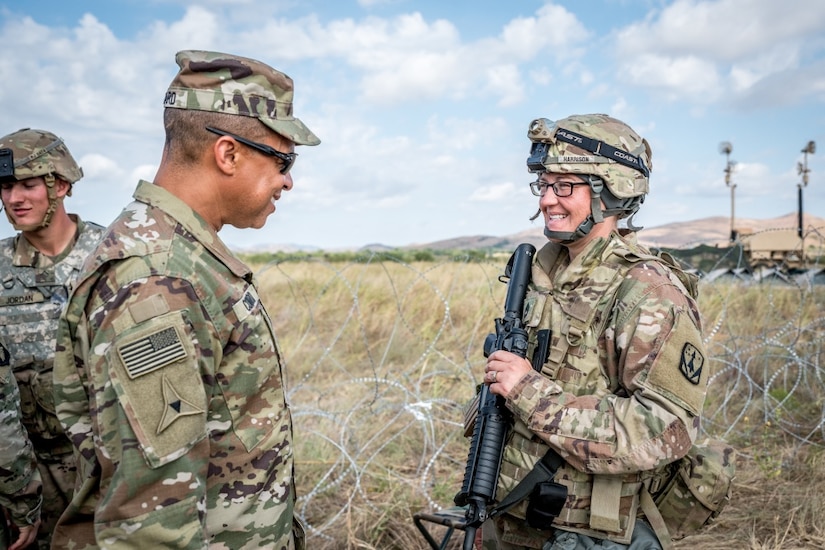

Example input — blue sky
[1,0,823,250]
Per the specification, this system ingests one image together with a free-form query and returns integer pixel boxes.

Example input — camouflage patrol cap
[163,50,320,146]
[0,128,83,184]
[527,114,651,199]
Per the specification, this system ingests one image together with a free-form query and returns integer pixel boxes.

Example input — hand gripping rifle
[454,243,536,550]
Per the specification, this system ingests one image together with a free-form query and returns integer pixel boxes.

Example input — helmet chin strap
[542,176,605,244]
[6,173,59,232]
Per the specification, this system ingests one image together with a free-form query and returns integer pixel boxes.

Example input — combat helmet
[0,128,83,230]
[526,114,652,242]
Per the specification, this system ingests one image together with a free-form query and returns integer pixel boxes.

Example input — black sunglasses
[205,126,297,174]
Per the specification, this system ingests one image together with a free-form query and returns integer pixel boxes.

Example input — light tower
[719,142,736,242]
[797,140,815,260]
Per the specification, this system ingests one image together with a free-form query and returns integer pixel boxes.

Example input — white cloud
[254,6,591,107]
[360,49,466,104]
[724,161,785,197]
[485,65,525,107]
[470,182,518,202]
[612,0,825,105]
[616,0,825,60]
[78,154,120,179]
[499,3,590,60]
[622,54,724,102]
[357,0,397,7]
[131,164,159,186]
[610,97,631,119]
[529,68,553,86]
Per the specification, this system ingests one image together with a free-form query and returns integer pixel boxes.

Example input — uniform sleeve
[55,273,216,548]
[0,365,43,527]
[506,266,707,475]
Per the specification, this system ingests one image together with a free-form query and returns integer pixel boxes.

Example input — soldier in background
[0,128,104,549]
[53,50,320,549]
[0,342,40,550]
[476,114,708,549]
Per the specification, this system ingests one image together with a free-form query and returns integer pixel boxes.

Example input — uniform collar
[12,214,84,268]
[133,180,252,279]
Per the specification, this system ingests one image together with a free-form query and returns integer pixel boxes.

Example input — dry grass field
[251,256,825,549]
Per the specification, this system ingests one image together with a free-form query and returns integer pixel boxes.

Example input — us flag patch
[118,326,187,379]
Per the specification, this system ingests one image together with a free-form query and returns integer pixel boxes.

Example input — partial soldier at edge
[0,128,105,549]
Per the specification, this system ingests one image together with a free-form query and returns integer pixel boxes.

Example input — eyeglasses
[205,126,297,174]
[529,179,588,197]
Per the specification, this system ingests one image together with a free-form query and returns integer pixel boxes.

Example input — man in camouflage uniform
[476,114,707,549]
[53,50,320,549]
[0,128,105,549]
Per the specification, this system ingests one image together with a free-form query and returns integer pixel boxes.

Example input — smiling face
[536,172,617,257]
[220,130,296,230]
[537,172,590,233]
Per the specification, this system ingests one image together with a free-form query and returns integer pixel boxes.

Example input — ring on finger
[491,371,497,383]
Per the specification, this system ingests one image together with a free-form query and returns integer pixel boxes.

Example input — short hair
[162,109,273,165]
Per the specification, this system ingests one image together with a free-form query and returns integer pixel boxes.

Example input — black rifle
[454,243,536,550]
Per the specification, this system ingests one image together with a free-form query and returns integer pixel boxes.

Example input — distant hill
[636,213,825,249]
[234,213,825,254]
[408,213,825,251]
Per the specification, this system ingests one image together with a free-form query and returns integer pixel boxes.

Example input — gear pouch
[525,481,568,530]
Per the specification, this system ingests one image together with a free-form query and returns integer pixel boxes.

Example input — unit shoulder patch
[644,309,707,416]
[158,373,205,433]
[679,342,704,385]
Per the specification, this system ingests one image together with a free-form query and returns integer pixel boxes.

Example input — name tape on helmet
[13,137,65,169]
[555,129,649,177]
[548,155,603,164]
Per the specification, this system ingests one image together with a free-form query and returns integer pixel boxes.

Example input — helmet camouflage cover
[0,128,83,185]
[526,114,652,199]
[0,128,83,230]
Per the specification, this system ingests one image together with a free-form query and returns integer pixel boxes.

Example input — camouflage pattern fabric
[0,350,43,530]
[53,180,302,549]
[0,216,103,548]
[647,437,735,539]
[481,518,662,550]
[0,128,85,231]
[0,128,83,185]
[164,50,320,146]
[527,114,651,199]
[482,231,707,549]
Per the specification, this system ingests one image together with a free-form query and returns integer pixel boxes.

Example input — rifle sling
[490,446,564,518]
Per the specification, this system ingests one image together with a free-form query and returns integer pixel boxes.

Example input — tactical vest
[494,235,699,546]
[0,220,103,456]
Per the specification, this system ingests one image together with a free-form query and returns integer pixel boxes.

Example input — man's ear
[54,178,72,198]
[212,136,240,176]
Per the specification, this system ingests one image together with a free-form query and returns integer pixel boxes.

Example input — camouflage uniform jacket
[492,231,707,548]
[53,181,299,549]
[0,350,42,528]
[0,217,103,526]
